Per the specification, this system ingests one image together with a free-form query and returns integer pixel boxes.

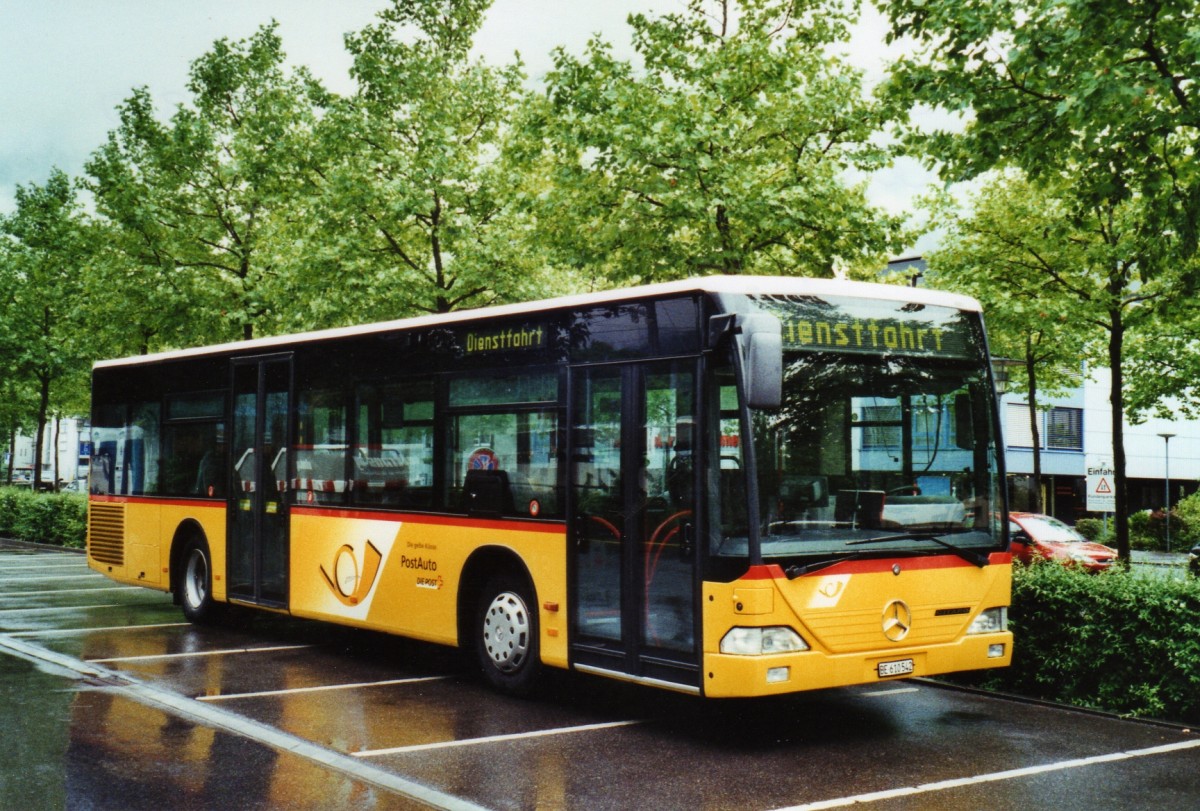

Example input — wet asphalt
[2,540,1199,810]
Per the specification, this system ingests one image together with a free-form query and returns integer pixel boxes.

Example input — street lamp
[1158,433,1176,552]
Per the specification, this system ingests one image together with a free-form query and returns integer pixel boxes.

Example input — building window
[1006,404,1083,451]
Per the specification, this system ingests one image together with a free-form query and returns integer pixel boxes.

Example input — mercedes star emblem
[882,599,912,642]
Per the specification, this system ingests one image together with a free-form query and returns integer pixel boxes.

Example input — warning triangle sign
[1095,478,1112,494]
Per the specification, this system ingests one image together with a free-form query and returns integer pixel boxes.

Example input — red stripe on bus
[739,565,787,580]
[291,505,566,534]
[89,495,223,508]
[737,552,1011,581]
[788,552,1012,578]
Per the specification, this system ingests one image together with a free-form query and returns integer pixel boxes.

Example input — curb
[0,536,85,555]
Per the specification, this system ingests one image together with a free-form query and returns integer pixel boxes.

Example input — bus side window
[295,388,349,506]
[448,372,560,519]
[354,380,434,509]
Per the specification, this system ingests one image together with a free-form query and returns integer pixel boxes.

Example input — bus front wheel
[179,538,222,624]
[475,574,541,696]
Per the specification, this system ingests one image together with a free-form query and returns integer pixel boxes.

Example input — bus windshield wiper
[784,552,866,580]
[846,533,989,568]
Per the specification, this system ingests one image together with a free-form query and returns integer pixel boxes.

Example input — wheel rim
[184,548,208,610]
[482,591,530,673]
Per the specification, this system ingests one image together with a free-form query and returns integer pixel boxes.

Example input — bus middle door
[228,355,292,608]
[569,360,699,690]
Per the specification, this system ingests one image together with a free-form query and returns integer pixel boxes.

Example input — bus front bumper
[701,632,1012,698]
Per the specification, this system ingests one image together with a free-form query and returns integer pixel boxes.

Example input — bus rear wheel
[179,538,222,624]
[475,574,541,696]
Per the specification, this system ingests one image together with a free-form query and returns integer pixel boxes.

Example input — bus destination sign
[463,325,547,355]
[753,296,977,361]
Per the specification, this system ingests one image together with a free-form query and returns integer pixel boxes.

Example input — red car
[1008,512,1117,572]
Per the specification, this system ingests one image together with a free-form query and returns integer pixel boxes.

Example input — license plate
[877,658,914,678]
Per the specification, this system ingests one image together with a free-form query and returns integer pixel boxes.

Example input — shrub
[965,562,1200,723]
[1128,509,1164,551]
[1172,490,1200,549]
[1073,517,1110,543]
[0,488,87,548]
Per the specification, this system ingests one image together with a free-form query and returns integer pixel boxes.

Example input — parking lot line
[89,644,313,664]
[0,604,125,614]
[198,675,450,702]
[354,719,646,758]
[9,622,190,637]
[4,586,143,597]
[0,574,110,583]
[0,563,89,571]
[774,739,1200,810]
[0,632,490,811]
[861,687,921,697]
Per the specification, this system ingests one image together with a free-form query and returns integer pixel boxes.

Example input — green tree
[0,170,93,489]
[520,0,900,284]
[924,173,1093,513]
[85,23,328,345]
[298,0,554,322]
[883,0,1200,560]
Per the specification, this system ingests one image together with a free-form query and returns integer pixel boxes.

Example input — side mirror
[737,314,782,409]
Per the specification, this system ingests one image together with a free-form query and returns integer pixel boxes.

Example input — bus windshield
[716,293,1003,566]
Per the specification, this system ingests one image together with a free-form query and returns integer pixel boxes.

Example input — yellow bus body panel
[87,499,226,600]
[288,510,569,669]
[702,557,1012,698]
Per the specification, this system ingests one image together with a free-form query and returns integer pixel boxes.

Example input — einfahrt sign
[1086,457,1116,513]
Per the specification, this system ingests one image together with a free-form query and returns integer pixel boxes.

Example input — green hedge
[962,562,1200,723]
[0,488,88,549]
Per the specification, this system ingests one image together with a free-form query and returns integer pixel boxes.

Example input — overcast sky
[0,0,929,247]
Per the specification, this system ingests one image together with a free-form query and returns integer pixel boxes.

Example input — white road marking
[0,632,489,811]
[0,563,89,571]
[0,574,107,582]
[861,687,920,697]
[10,622,190,637]
[355,719,645,758]
[89,644,312,663]
[198,675,450,701]
[774,738,1200,810]
[3,586,142,597]
[0,604,125,613]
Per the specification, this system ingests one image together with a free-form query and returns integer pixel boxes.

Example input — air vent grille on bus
[88,503,125,566]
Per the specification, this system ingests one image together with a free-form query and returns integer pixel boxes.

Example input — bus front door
[570,361,699,689]
[228,355,291,607]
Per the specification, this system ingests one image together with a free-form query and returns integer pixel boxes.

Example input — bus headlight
[967,607,1008,634]
[720,626,809,655]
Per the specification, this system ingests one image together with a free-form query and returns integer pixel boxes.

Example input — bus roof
[94,275,982,369]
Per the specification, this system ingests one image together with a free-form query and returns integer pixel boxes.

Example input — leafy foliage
[300,0,551,321]
[884,0,1200,238]
[522,0,901,283]
[923,172,1092,512]
[884,0,1200,559]
[84,23,330,344]
[0,171,94,486]
[0,488,87,549]
[1072,518,1110,543]
[965,563,1200,723]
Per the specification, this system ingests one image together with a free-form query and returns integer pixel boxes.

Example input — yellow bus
[87,276,1011,697]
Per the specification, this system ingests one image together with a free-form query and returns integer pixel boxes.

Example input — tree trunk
[4,426,14,485]
[52,416,61,491]
[33,374,50,492]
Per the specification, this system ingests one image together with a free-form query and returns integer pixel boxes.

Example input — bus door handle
[680,522,695,558]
